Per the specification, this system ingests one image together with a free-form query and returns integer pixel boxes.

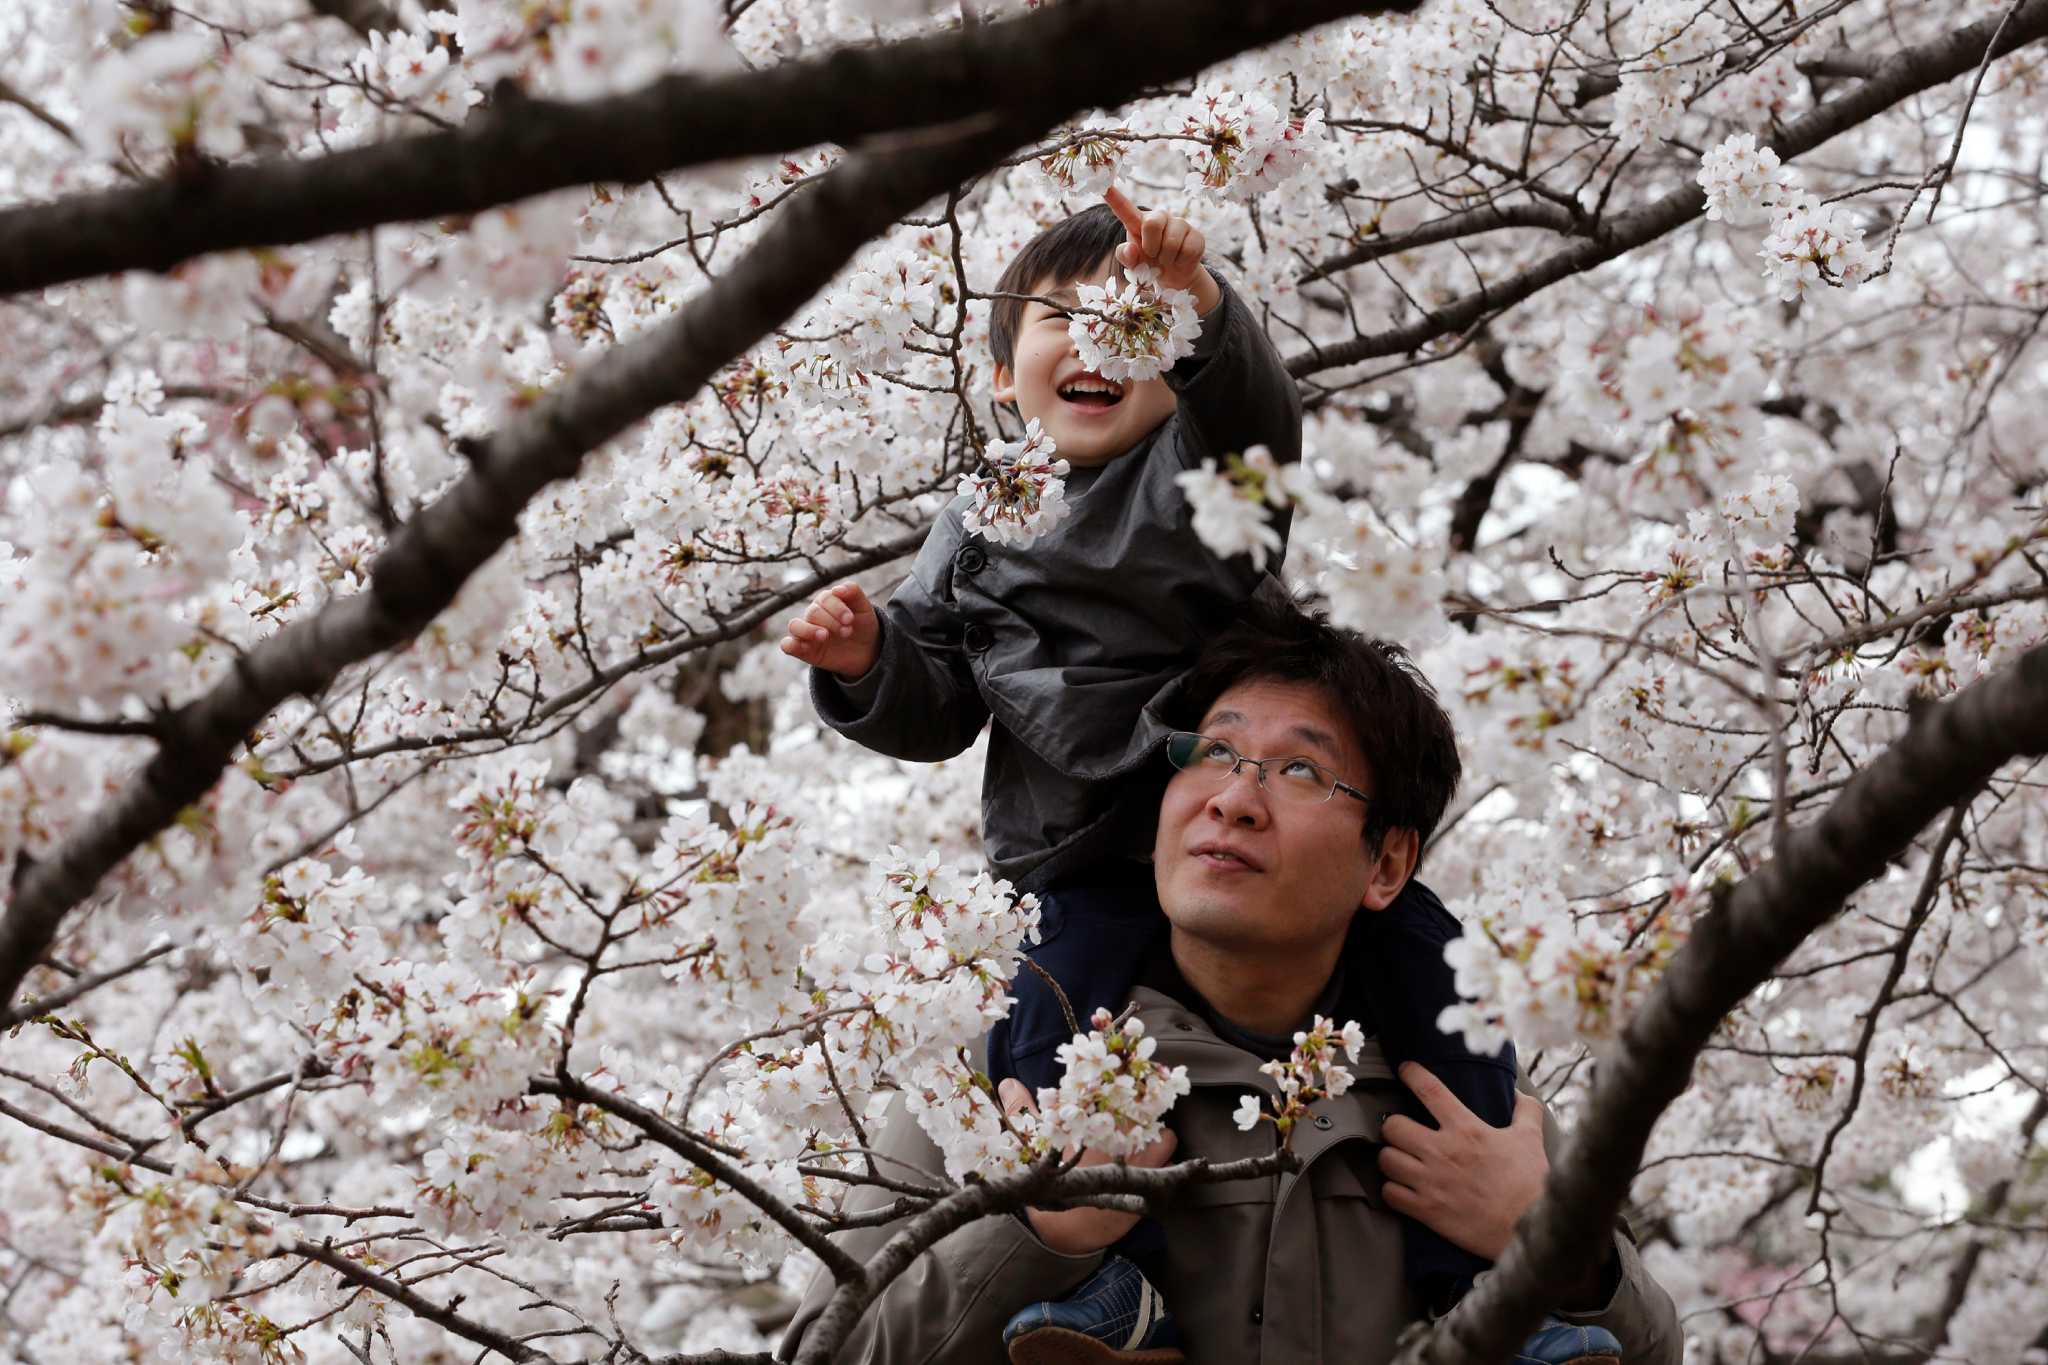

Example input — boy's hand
[998,1078,1179,1256]
[780,581,880,681]
[1104,184,1221,316]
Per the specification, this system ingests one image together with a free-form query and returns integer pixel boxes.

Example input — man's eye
[1280,759,1326,783]
[1200,742,1236,764]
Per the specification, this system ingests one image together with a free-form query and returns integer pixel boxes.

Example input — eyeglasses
[1164,731,1370,807]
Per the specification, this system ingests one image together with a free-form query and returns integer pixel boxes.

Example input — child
[781,190,1616,1365]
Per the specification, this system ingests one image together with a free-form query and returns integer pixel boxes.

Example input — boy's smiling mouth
[1055,373,1125,410]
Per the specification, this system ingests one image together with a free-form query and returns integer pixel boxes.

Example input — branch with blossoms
[1231,1015,1370,1143]
[0,0,1418,297]
[0,117,1035,1015]
[0,0,1437,1020]
[1397,639,2048,1365]
[1282,0,2048,378]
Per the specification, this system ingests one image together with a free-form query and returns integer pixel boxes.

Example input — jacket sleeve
[1160,271,1304,471]
[809,521,991,763]
[1529,1085,1684,1365]
[1554,1229,1684,1365]
[778,1096,1104,1365]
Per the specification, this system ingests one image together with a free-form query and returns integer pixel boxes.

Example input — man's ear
[1357,828,1420,913]
[991,362,1016,406]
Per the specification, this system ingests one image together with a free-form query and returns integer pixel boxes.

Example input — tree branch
[0,940,176,1029]
[0,0,1418,298]
[1303,201,1579,284]
[1286,0,2048,377]
[1400,639,2048,1364]
[291,1239,553,1363]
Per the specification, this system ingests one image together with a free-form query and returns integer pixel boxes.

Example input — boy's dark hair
[988,203,1126,374]
[1171,593,1463,858]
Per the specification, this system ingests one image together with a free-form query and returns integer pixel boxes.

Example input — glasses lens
[1267,758,1337,802]
[1167,732,1241,772]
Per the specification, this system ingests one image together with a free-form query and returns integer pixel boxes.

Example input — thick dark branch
[1287,0,2048,376]
[1401,640,2048,1364]
[292,1239,552,1363]
[0,0,1418,297]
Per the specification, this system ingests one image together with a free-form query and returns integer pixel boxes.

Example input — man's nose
[1206,764,1270,826]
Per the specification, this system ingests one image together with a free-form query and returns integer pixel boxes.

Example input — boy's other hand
[1104,184,1221,316]
[780,581,880,681]
[998,1077,1179,1256]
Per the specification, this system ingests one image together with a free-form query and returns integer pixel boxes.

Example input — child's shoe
[1001,1255,1185,1365]
[1513,1316,1623,1365]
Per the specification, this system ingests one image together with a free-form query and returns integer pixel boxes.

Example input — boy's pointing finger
[1103,184,1144,239]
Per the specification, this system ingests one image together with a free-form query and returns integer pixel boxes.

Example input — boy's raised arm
[1103,186,1303,472]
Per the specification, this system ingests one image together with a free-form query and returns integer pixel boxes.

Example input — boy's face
[991,259,1178,468]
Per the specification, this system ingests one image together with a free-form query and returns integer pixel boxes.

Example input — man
[781,599,1682,1365]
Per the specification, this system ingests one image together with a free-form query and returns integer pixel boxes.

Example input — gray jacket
[779,984,1685,1365]
[811,275,1302,893]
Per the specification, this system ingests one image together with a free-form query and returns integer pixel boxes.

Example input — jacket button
[962,623,992,654]
[955,545,988,575]
[1313,1114,1334,1131]
[1249,1304,1263,1325]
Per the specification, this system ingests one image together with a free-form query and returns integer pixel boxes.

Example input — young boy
[781,191,1618,1365]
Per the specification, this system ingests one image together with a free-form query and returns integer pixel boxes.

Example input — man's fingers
[1103,184,1144,238]
[1377,1144,1428,1190]
[998,1078,1037,1116]
[1399,1061,1474,1129]
[1140,209,1166,258]
[1380,1179,1422,1218]
[1378,1112,1439,1156]
[828,580,871,614]
[1511,1090,1545,1130]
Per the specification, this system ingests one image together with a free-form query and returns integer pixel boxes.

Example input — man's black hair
[1171,593,1463,859]
[988,203,1126,374]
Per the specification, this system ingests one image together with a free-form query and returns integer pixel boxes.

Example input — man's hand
[1378,1062,1548,1262]
[1104,185,1221,316]
[998,1078,1178,1256]
[779,581,880,681]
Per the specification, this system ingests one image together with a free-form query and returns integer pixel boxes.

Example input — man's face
[991,259,1178,468]
[1152,678,1405,961]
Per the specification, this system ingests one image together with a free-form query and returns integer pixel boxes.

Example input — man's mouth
[1190,843,1261,872]
[1056,375,1124,410]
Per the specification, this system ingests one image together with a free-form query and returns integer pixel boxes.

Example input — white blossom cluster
[1067,265,1204,383]
[959,419,1072,547]
[1035,1009,1192,1157]
[1174,444,1291,570]
[1232,1015,1366,1137]
[1758,197,1874,301]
